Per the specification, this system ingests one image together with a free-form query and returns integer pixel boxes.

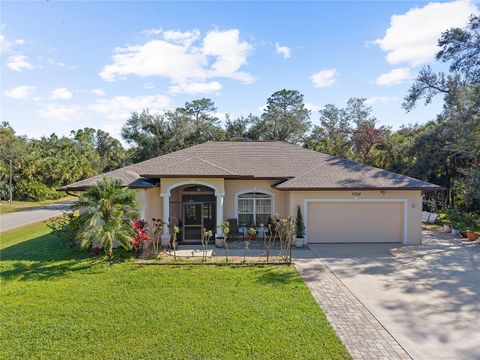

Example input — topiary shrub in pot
[295,206,305,248]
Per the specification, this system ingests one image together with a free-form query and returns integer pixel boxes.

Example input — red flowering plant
[131,219,150,255]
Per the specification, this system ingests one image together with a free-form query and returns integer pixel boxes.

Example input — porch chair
[227,218,245,241]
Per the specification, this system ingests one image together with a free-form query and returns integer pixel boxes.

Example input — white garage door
[307,202,403,243]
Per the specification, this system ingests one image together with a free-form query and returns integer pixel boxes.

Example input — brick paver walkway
[296,259,412,360]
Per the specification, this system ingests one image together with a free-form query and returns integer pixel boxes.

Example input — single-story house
[62,141,440,245]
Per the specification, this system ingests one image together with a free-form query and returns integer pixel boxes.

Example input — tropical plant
[75,178,139,259]
[264,223,274,262]
[131,219,149,255]
[272,216,295,263]
[151,218,165,253]
[218,220,230,261]
[169,224,180,259]
[201,228,213,261]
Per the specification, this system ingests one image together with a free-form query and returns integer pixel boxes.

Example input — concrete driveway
[307,231,480,360]
[0,201,76,232]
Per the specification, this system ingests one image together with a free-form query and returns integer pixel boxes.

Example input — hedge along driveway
[0,222,351,359]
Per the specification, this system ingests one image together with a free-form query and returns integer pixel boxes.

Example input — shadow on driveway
[306,231,480,360]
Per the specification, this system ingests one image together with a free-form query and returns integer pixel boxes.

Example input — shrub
[131,219,150,255]
[46,211,81,247]
[16,180,62,201]
[295,206,305,238]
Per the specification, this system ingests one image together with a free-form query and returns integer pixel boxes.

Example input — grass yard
[0,222,350,359]
[0,196,76,214]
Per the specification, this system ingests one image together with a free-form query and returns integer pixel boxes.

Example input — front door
[183,203,203,241]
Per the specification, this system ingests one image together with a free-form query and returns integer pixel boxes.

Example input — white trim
[234,188,275,226]
[303,198,409,245]
[161,179,224,238]
[162,179,221,197]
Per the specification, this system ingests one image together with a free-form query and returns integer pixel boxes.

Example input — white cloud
[7,55,35,71]
[142,28,163,36]
[213,112,228,122]
[375,67,411,86]
[202,29,254,83]
[305,102,321,112]
[311,69,337,88]
[374,0,478,66]
[163,29,200,47]
[275,43,291,59]
[89,94,171,120]
[102,124,123,139]
[169,81,222,94]
[45,58,77,69]
[49,87,73,100]
[91,88,106,96]
[258,104,267,113]
[4,85,36,99]
[0,34,25,53]
[38,104,86,121]
[365,96,401,105]
[100,28,254,93]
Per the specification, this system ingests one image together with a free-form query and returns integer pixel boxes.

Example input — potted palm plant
[295,206,305,248]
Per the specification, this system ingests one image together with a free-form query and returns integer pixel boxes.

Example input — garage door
[307,202,403,243]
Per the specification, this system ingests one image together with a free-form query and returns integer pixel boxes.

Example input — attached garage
[305,199,407,244]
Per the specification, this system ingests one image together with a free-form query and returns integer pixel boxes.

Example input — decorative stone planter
[443,224,452,233]
[295,237,304,248]
[451,229,460,236]
[215,237,225,248]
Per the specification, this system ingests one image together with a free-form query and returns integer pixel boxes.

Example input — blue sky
[1,1,478,141]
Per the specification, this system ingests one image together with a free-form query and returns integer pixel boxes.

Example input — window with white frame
[237,192,272,227]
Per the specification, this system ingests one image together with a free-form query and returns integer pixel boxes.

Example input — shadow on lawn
[0,233,105,281]
[255,267,303,286]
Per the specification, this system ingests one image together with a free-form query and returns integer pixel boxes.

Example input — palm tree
[76,178,139,259]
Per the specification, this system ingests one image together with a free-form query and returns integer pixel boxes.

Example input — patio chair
[422,211,439,229]
[227,218,244,241]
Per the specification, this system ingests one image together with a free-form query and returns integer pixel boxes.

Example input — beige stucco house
[63,141,440,245]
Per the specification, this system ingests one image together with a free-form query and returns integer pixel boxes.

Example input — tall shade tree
[224,114,261,141]
[403,14,480,209]
[121,110,170,163]
[76,178,138,259]
[304,104,351,158]
[352,119,389,166]
[252,89,311,143]
[0,122,27,201]
[121,99,225,162]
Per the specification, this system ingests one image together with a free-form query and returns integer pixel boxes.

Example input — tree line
[1,16,478,216]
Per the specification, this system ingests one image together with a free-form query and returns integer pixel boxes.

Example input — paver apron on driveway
[296,258,411,360]
[0,201,75,232]
[298,232,480,360]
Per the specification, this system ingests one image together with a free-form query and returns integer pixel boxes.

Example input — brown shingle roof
[62,141,440,191]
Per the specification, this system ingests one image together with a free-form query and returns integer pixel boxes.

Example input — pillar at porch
[215,191,225,238]
[160,192,170,246]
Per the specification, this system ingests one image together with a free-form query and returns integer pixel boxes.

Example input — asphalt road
[0,201,76,232]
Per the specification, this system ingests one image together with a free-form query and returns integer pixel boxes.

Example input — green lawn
[0,196,76,214]
[0,222,350,359]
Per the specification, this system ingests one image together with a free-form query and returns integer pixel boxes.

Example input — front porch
[160,180,225,244]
